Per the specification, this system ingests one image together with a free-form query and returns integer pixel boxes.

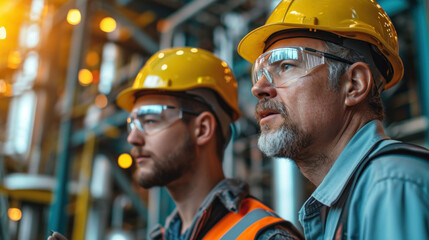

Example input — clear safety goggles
[252,47,354,87]
[127,105,199,135]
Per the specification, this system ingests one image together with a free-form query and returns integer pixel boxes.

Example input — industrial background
[0,0,428,239]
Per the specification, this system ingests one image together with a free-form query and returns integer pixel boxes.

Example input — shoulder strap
[334,142,429,240]
[202,197,285,240]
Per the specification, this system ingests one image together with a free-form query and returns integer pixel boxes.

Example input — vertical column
[273,158,304,228]
[413,0,429,146]
[0,156,9,240]
[47,0,89,235]
[72,133,95,240]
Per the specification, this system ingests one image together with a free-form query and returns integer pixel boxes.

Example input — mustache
[130,147,152,158]
[254,97,287,122]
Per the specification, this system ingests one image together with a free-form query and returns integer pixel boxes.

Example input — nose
[251,76,277,99]
[127,128,145,146]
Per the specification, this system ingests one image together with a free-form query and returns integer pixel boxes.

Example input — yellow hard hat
[116,47,241,121]
[238,0,404,90]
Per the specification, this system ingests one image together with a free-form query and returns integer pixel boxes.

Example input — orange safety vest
[202,197,286,240]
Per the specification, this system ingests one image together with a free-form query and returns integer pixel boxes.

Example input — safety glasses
[127,105,199,135]
[252,47,354,87]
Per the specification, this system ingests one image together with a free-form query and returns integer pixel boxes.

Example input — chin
[135,167,177,189]
[260,123,279,133]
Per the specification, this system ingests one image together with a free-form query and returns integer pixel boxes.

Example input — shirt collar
[310,120,389,207]
[160,178,249,234]
[198,178,249,213]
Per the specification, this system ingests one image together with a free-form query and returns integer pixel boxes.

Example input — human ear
[344,62,372,107]
[194,112,216,146]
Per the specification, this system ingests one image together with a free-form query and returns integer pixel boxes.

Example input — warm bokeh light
[91,70,100,84]
[0,26,6,39]
[0,79,12,97]
[104,126,120,139]
[67,9,81,25]
[137,11,156,28]
[8,51,21,69]
[0,80,6,93]
[95,94,108,108]
[100,17,117,33]
[157,19,170,32]
[78,69,93,86]
[86,51,99,67]
[8,208,22,221]
[118,153,133,169]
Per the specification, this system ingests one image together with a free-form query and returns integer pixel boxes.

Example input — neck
[166,153,225,234]
[297,112,372,186]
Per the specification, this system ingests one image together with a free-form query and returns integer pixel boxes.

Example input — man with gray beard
[238,0,429,239]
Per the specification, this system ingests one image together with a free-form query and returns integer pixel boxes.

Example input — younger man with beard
[238,0,429,239]
[49,47,303,240]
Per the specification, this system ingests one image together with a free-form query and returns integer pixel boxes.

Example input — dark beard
[133,133,196,188]
[255,98,312,159]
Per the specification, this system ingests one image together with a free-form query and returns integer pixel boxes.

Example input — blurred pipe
[72,133,95,240]
[18,205,39,240]
[378,0,410,16]
[147,188,161,234]
[28,90,47,174]
[71,111,128,147]
[412,0,429,146]
[241,0,270,25]
[111,194,131,228]
[160,0,218,49]
[97,2,158,54]
[52,0,75,25]
[273,159,304,229]
[85,154,112,240]
[48,0,90,235]
[109,157,148,220]
[0,155,9,240]
[147,187,175,238]
[105,194,134,240]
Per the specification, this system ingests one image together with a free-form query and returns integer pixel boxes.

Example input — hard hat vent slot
[302,17,318,25]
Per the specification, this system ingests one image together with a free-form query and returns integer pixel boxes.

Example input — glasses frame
[252,47,355,87]
[127,105,199,135]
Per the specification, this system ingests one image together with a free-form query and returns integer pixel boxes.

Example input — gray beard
[258,121,312,160]
[255,97,312,160]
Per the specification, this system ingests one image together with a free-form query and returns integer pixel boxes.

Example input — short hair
[324,41,385,120]
[174,93,227,160]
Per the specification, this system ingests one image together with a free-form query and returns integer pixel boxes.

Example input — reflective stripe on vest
[202,198,285,239]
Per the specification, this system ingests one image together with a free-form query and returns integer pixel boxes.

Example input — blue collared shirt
[299,120,429,240]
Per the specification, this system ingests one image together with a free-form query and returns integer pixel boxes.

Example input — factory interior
[0,0,428,239]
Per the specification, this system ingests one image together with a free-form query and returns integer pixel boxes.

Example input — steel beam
[160,0,218,49]
[0,155,9,240]
[97,2,159,54]
[72,133,95,240]
[109,157,148,220]
[412,0,429,146]
[47,0,90,235]
[70,111,128,147]
[379,0,410,16]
